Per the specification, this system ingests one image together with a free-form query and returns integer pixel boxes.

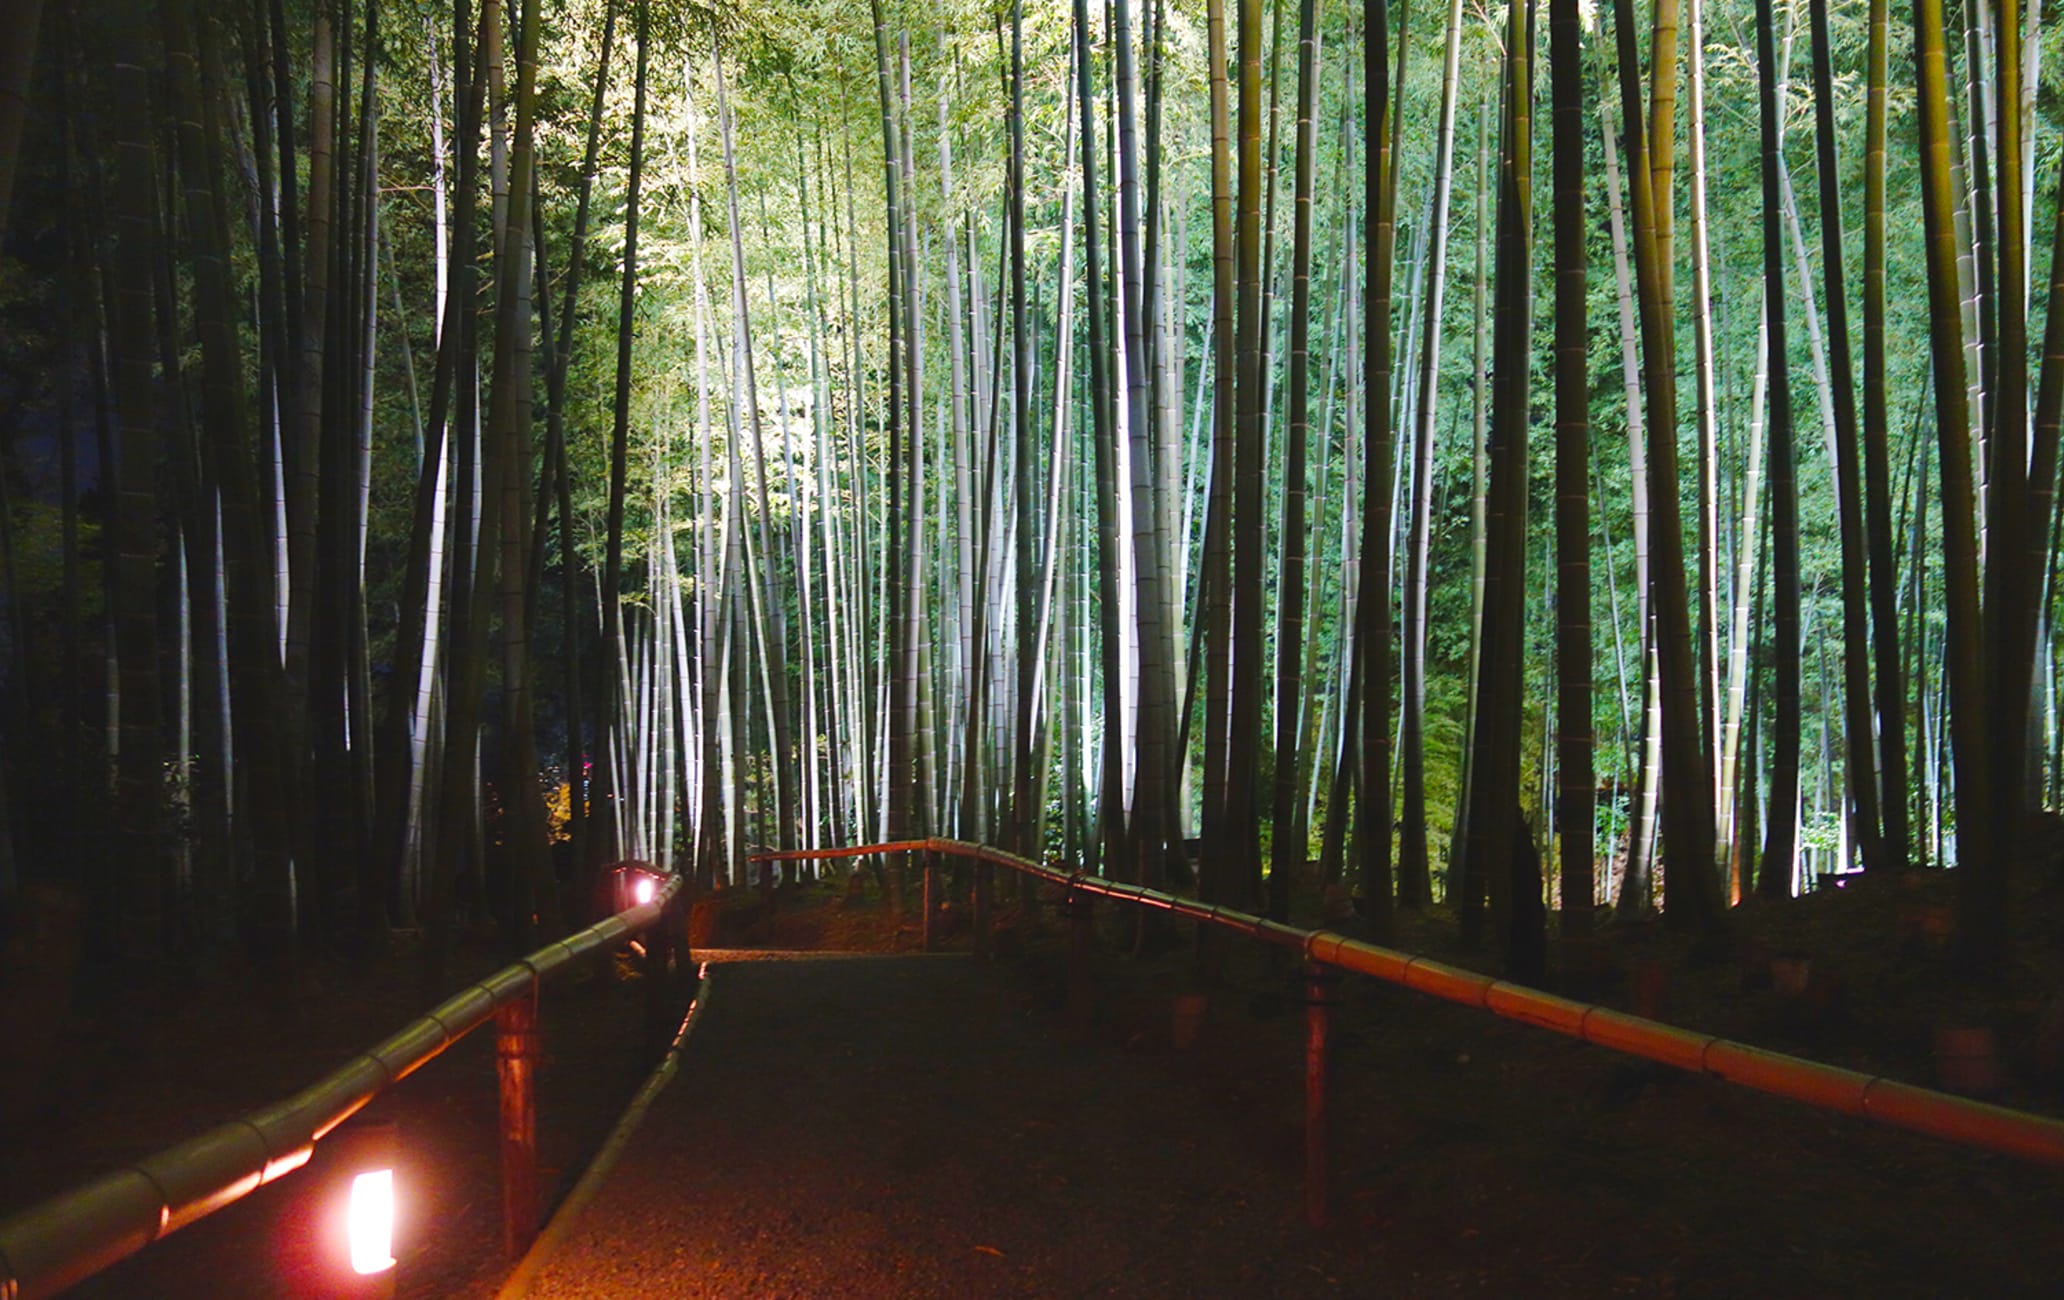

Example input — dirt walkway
[519,949,2064,1300]
[521,954,1373,1299]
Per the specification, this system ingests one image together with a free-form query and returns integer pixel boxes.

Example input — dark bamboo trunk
[1356,0,1399,942]
[1269,0,1321,922]
[1860,0,1909,872]
[1756,0,1802,900]
[1806,0,1886,874]
[595,0,649,871]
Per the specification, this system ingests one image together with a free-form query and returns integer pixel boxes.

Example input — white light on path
[348,1169,396,1275]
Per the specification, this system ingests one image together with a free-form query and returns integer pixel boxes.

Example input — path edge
[494,961,715,1299]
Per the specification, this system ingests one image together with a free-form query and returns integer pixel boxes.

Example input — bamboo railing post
[644,890,675,1062]
[1304,960,1338,1227]
[922,849,939,951]
[973,853,993,958]
[495,988,541,1256]
[1066,886,1094,1026]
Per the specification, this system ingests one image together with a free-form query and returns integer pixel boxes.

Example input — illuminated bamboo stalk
[1551,0,1591,936]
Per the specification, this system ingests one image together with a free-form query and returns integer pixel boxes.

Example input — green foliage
[11,0,2062,928]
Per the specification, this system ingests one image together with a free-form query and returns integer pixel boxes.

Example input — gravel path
[516,950,2064,1300]
[520,955,1360,1299]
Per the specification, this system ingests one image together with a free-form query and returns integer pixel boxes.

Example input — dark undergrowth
[973,866,2064,1297]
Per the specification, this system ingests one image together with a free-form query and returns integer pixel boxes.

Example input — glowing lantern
[613,864,665,912]
[347,1168,396,1276]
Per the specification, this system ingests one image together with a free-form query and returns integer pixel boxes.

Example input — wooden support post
[643,898,672,1062]
[1066,889,1094,1027]
[1304,961,1338,1227]
[972,860,993,959]
[922,851,939,952]
[495,990,540,1257]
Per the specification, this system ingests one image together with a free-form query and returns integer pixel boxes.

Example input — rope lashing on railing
[0,873,685,1300]
[750,837,2064,1169]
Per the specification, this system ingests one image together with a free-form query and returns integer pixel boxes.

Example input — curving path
[517,954,1368,1299]
[514,950,2064,1300]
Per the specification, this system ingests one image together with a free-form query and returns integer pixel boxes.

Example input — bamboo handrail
[0,873,684,1300]
[753,837,2064,1168]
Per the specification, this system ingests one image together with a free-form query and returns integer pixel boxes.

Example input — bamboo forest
[6,0,2064,989]
[19,0,2064,1294]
